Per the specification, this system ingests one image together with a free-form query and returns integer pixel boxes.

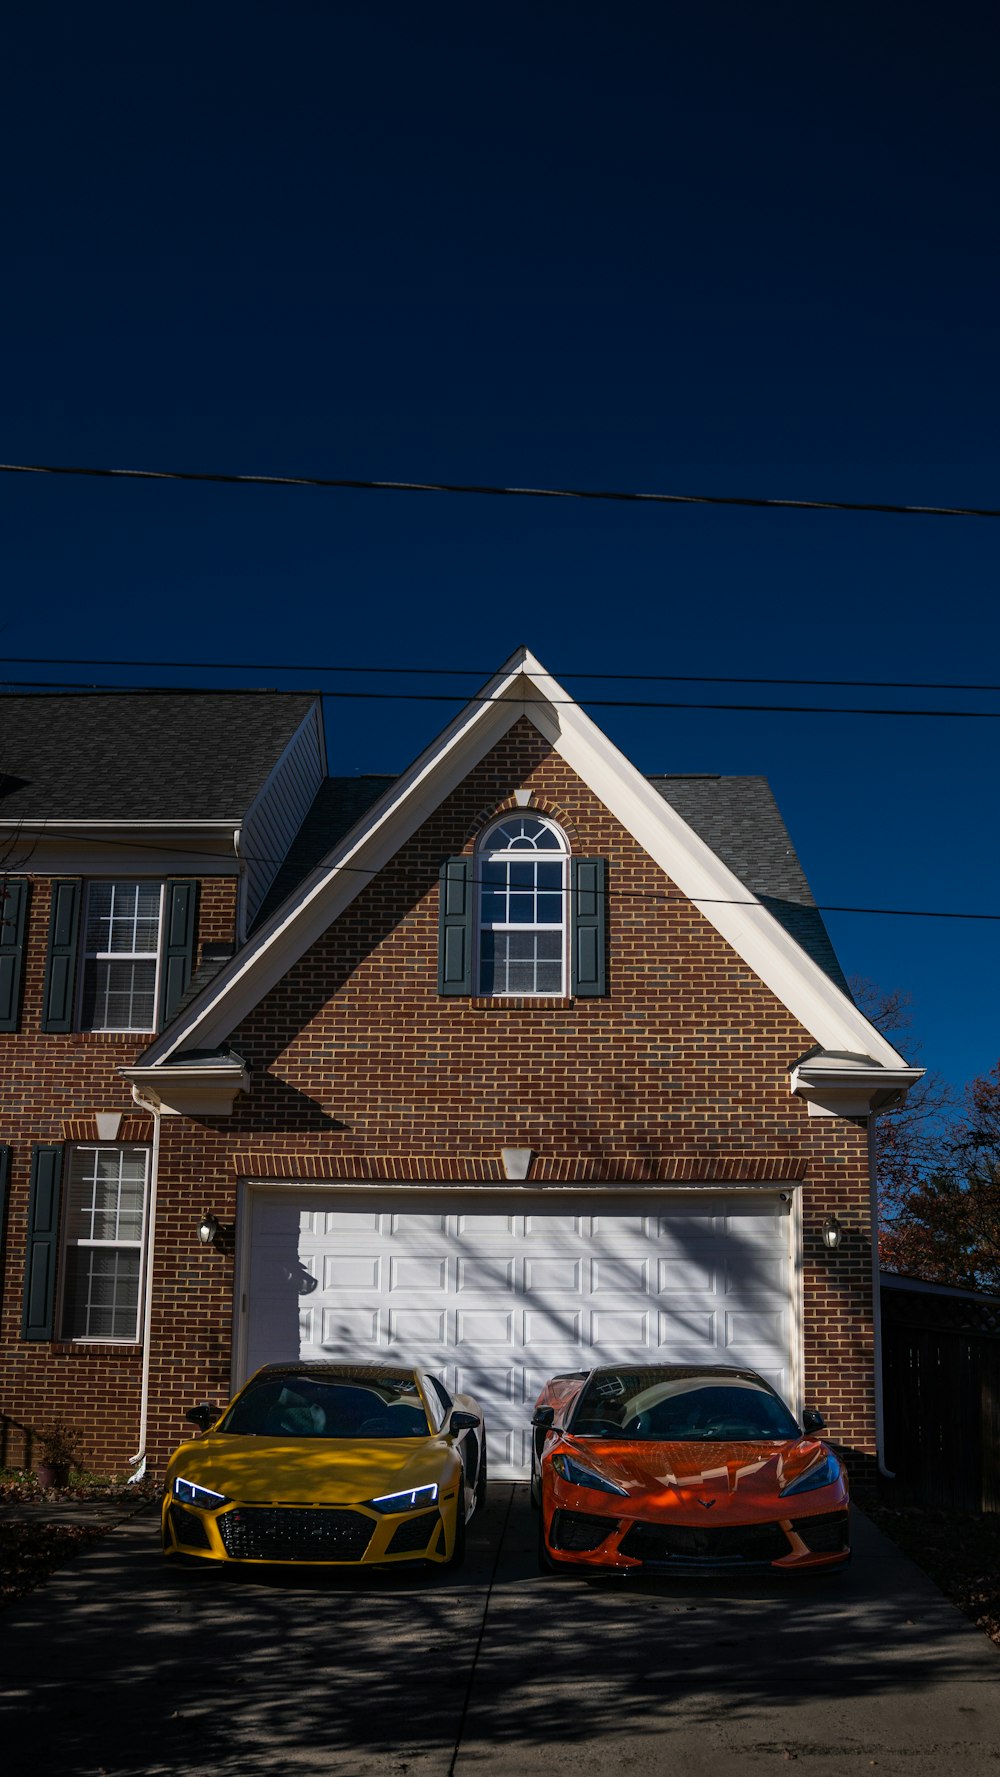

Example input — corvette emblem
[697,1498,716,1510]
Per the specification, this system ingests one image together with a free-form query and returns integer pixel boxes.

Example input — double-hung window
[478,816,568,995]
[80,881,164,1031]
[60,1145,149,1341]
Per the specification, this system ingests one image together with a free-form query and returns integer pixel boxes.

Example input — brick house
[1,653,921,1481]
[0,690,326,1470]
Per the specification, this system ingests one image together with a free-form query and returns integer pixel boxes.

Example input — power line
[2,458,999,519]
[4,822,998,922]
[4,656,1000,695]
[2,677,1000,719]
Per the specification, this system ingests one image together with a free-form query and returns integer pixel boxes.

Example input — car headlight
[172,1476,230,1510]
[369,1484,439,1514]
[551,1452,628,1496]
[779,1451,841,1497]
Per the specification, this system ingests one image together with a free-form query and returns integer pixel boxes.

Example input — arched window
[477,815,568,995]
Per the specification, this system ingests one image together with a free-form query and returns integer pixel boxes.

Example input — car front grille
[550,1509,617,1552]
[792,1510,850,1554]
[618,1518,792,1565]
[218,1507,375,1562]
[386,1511,440,1555]
[168,1504,212,1551]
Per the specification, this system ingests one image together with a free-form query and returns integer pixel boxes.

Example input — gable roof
[250,770,850,996]
[134,647,910,1074]
[0,691,321,822]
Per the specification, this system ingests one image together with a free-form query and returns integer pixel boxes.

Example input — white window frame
[77,880,165,1034]
[475,815,569,997]
[57,1144,151,1344]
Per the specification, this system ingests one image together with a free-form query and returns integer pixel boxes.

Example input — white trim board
[135,646,910,1076]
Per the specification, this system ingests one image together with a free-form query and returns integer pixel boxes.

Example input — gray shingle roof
[0,692,320,822]
[251,766,849,993]
[649,775,850,993]
[252,776,396,927]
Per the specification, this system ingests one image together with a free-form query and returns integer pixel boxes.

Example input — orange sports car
[532,1365,849,1575]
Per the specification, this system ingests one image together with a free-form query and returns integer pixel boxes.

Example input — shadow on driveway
[1,1488,999,1776]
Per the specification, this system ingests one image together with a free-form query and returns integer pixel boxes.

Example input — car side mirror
[802,1409,826,1433]
[449,1410,479,1434]
[532,1406,555,1430]
[186,1403,219,1433]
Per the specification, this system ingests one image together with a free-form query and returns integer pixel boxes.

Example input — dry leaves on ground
[0,1521,103,1608]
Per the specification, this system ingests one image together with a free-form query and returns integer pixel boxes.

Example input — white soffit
[138,646,908,1071]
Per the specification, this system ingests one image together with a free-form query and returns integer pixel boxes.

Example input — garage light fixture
[197,1212,221,1247]
[821,1216,843,1252]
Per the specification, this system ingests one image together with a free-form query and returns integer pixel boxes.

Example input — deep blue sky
[2,3,998,1096]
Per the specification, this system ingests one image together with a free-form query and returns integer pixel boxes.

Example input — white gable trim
[135,647,909,1074]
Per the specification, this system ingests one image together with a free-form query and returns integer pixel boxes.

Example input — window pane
[509,894,535,924]
[536,958,563,991]
[508,861,535,889]
[481,889,507,924]
[506,957,535,992]
[536,862,563,890]
[81,959,156,1031]
[62,1249,141,1340]
[85,882,160,954]
[480,930,497,992]
[537,895,562,923]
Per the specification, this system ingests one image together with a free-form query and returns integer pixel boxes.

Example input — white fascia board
[508,654,910,1072]
[137,645,908,1074]
[5,823,241,878]
[139,652,535,1062]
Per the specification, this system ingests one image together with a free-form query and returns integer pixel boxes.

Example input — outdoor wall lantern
[197,1212,222,1247]
[821,1215,843,1252]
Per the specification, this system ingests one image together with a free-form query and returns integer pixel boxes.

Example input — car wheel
[474,1438,488,1511]
[443,1498,467,1570]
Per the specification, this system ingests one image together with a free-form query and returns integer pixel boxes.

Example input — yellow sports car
[162,1361,487,1568]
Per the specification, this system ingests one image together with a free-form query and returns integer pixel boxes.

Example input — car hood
[560,1436,840,1507]
[165,1435,454,1505]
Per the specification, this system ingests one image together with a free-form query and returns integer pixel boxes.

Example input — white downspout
[868,1114,894,1479]
[127,1089,162,1482]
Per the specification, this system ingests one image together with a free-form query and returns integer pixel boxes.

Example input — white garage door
[239,1189,797,1479]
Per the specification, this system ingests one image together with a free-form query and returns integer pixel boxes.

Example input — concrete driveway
[1,1488,998,1777]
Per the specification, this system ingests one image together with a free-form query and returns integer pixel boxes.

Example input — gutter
[127,1090,162,1482]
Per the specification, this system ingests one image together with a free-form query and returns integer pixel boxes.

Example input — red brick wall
[0,872,238,1471]
[138,723,876,1478]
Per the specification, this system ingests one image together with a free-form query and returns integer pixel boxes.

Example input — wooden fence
[881,1283,1000,1513]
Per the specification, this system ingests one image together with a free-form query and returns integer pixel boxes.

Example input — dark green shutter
[0,877,29,1032]
[158,879,197,1027]
[22,1145,63,1341]
[571,858,606,996]
[41,879,81,1032]
[438,859,474,994]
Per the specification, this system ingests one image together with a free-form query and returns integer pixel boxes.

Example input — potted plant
[33,1420,89,1489]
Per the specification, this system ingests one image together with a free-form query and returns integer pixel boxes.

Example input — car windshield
[219,1375,431,1439]
[570,1370,800,1442]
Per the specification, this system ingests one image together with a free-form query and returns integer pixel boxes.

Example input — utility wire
[1,458,999,519]
[4,822,998,921]
[4,656,1000,694]
[1,677,999,718]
